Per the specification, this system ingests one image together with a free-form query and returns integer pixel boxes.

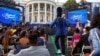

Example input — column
[53,6,56,20]
[44,3,47,23]
[25,6,27,23]
[26,5,30,22]
[38,3,40,23]
[31,4,34,24]
[50,5,52,23]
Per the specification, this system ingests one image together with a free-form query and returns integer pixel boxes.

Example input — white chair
[80,45,91,56]
[66,36,73,48]
[0,45,4,55]
[71,40,81,56]
[0,45,15,55]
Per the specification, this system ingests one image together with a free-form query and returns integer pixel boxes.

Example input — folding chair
[0,45,15,55]
[71,40,81,56]
[0,45,4,55]
[80,45,91,56]
[66,36,73,48]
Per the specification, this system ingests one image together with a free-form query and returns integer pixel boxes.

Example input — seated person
[70,28,81,47]
[72,27,91,56]
[8,32,50,56]
[38,28,46,46]
[38,38,44,46]
[18,30,29,46]
[14,45,29,54]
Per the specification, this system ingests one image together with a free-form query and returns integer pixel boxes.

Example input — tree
[63,0,78,11]
[63,0,77,7]
[79,0,87,8]
[0,0,16,8]
[63,0,78,18]
[80,0,87,4]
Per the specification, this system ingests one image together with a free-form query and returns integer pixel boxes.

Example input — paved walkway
[47,35,70,56]
[47,36,62,56]
[46,36,57,56]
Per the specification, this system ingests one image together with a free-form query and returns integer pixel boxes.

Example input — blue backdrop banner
[67,9,88,24]
[0,7,20,24]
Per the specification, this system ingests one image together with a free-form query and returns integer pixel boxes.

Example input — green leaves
[0,0,15,8]
[63,0,77,7]
[63,0,78,12]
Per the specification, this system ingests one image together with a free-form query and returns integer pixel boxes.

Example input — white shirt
[8,46,50,56]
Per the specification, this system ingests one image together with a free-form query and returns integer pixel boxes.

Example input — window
[35,16,37,22]
[34,7,38,11]
[52,16,53,21]
[52,6,54,12]
[29,15,31,23]
[47,8,50,11]
[40,7,44,11]
[40,16,43,22]
[29,5,32,12]
[34,4,38,11]
[47,16,49,22]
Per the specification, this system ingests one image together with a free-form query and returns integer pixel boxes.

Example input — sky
[57,0,100,3]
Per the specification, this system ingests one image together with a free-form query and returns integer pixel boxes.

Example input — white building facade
[25,0,57,24]
[91,2,100,18]
[14,0,63,24]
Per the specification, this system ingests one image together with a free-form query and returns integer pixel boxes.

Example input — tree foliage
[63,0,78,11]
[78,0,88,9]
[63,0,78,18]
[0,0,15,8]
[79,0,87,4]
[63,0,77,7]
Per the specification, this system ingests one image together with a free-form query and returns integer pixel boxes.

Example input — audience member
[38,28,46,46]
[89,13,100,56]
[2,29,15,54]
[18,30,29,46]
[67,27,74,36]
[8,32,50,56]
[72,26,91,56]
[70,28,81,47]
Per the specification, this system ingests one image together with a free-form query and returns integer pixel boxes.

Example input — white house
[14,0,64,24]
